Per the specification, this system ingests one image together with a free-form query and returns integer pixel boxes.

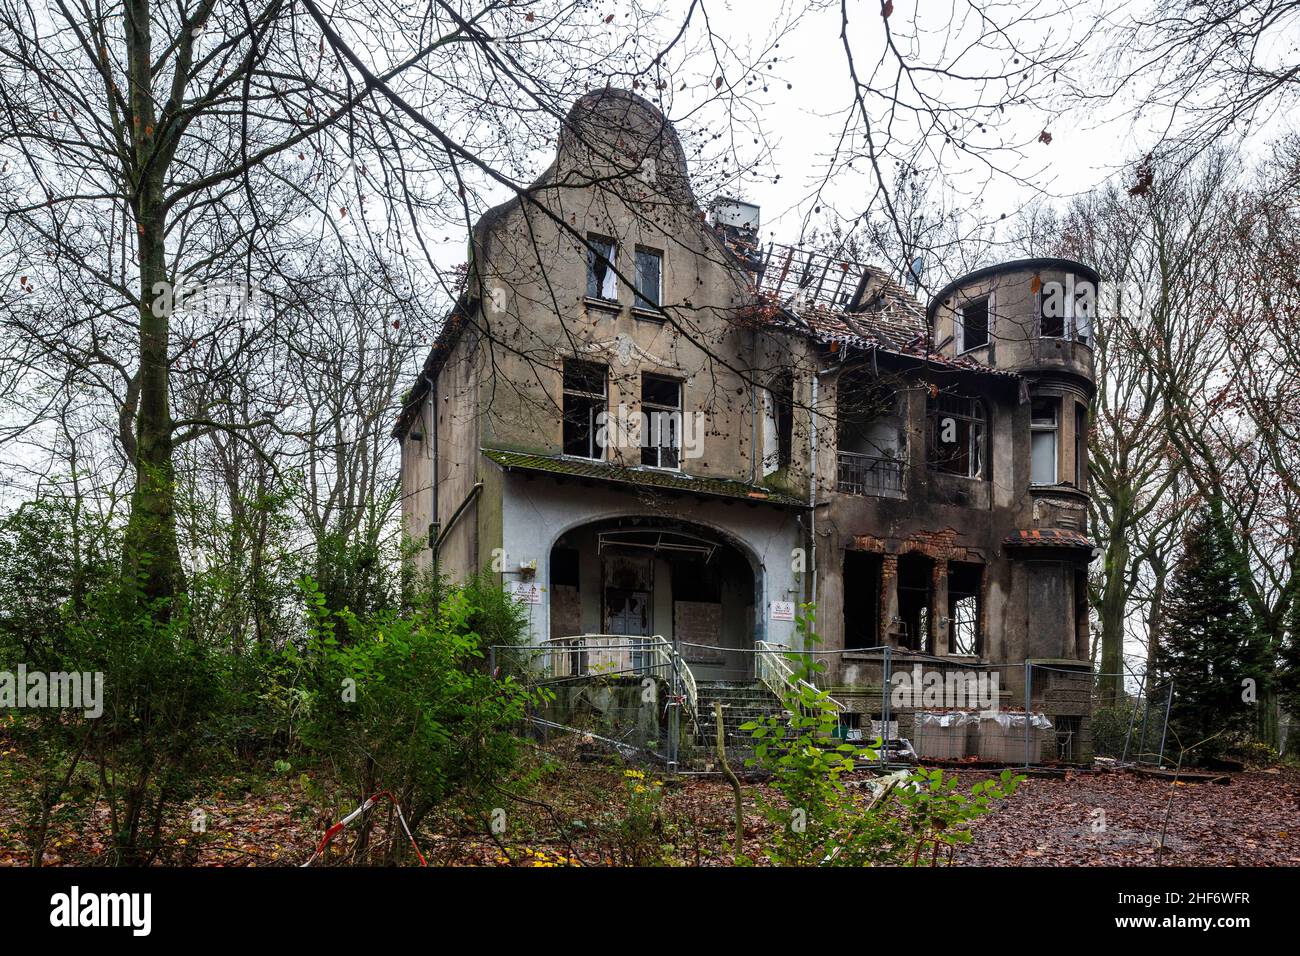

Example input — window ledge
[583,297,622,314]
[631,306,666,322]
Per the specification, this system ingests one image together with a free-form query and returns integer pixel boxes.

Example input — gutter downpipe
[809,371,818,626]
[810,360,842,616]
[433,482,484,567]
[427,374,438,567]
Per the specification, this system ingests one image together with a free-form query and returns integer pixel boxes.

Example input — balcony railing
[836,450,905,497]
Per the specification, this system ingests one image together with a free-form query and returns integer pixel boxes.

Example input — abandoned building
[394,89,1099,763]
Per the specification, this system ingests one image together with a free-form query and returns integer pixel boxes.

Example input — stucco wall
[495,470,804,648]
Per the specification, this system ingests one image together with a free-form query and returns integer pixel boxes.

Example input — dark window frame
[1030,396,1059,486]
[633,246,663,310]
[640,373,682,470]
[585,234,618,302]
[959,295,990,352]
[562,359,607,460]
[927,392,987,480]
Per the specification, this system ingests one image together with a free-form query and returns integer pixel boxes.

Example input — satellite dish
[908,256,924,286]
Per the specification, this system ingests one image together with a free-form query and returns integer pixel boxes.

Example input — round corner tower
[929,258,1100,672]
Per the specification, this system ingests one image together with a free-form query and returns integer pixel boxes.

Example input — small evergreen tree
[1155,508,1269,759]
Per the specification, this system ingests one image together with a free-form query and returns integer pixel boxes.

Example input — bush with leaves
[1,500,225,865]
[743,605,1021,866]
[296,577,541,863]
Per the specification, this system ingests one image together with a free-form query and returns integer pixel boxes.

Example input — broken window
[1038,279,1065,338]
[959,295,990,351]
[762,371,794,474]
[562,359,607,460]
[1030,397,1058,485]
[928,392,986,479]
[1074,286,1093,345]
[1039,272,1094,342]
[948,562,983,656]
[837,370,904,494]
[897,553,934,653]
[586,234,617,301]
[843,550,881,649]
[634,247,662,309]
[640,374,681,469]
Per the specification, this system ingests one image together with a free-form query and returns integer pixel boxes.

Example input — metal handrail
[836,449,905,496]
[539,634,699,733]
[755,640,847,716]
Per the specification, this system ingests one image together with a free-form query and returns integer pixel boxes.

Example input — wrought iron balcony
[836,450,905,497]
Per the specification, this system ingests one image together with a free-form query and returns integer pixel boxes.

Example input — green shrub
[297,577,542,863]
[743,605,1021,866]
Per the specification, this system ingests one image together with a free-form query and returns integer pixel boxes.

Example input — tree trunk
[120,0,182,608]
[1098,534,1129,706]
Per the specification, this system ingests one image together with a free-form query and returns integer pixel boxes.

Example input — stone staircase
[692,680,788,752]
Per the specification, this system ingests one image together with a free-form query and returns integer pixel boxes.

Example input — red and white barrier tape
[301,790,427,867]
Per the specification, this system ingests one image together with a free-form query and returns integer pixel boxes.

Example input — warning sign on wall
[510,581,543,605]
[770,600,795,622]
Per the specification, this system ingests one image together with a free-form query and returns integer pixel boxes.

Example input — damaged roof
[749,243,1020,379]
[483,449,808,508]
[1003,528,1095,550]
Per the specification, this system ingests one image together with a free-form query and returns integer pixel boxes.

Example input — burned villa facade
[395,90,1099,760]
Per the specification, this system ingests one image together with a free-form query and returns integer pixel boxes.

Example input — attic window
[634,247,662,309]
[586,235,617,301]
[959,296,990,351]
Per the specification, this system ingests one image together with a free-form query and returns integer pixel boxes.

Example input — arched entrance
[549,516,759,681]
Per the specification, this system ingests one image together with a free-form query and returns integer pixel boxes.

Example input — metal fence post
[1157,680,1173,768]
[1023,660,1033,769]
[1121,668,1144,764]
[881,645,892,768]
[1137,693,1152,765]
[668,636,681,773]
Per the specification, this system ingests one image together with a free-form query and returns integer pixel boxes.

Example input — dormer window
[958,295,990,352]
